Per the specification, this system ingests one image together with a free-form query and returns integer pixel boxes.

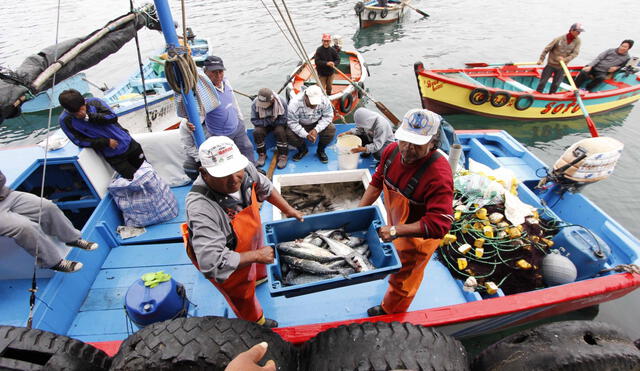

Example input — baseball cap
[305,85,323,105]
[570,23,585,32]
[198,136,249,178]
[322,33,331,41]
[256,88,274,108]
[394,109,441,145]
[203,56,225,71]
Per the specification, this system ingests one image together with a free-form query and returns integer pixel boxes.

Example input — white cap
[332,35,344,47]
[305,85,323,105]
[394,109,441,145]
[198,136,249,177]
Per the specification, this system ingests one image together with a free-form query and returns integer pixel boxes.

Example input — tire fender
[340,92,354,113]
[354,1,364,15]
[357,81,365,98]
[469,88,490,105]
[381,7,389,18]
[490,91,511,108]
[514,94,534,110]
[367,10,377,20]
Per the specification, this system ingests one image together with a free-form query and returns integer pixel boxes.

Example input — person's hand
[337,132,347,137]
[327,61,335,67]
[608,66,619,73]
[73,105,88,120]
[253,246,274,264]
[186,122,195,131]
[108,139,119,149]
[558,56,564,62]
[285,209,304,222]
[377,225,396,242]
[583,66,592,72]
[350,146,367,154]
[537,59,543,65]
[225,342,276,371]
[306,129,318,143]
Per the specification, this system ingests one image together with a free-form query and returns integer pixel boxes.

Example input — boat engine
[538,137,624,193]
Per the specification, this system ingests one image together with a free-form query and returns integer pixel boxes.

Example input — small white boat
[354,0,410,29]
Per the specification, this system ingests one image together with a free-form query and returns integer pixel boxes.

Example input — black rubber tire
[357,81,365,99]
[380,7,389,18]
[354,1,364,15]
[367,10,377,20]
[489,91,511,107]
[0,325,111,371]
[471,320,640,371]
[110,316,297,371]
[514,94,534,110]
[469,88,490,105]
[339,93,353,113]
[300,321,469,371]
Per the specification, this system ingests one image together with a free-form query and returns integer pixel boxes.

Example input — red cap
[322,33,331,41]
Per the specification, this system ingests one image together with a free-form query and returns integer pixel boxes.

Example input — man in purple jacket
[58,89,145,180]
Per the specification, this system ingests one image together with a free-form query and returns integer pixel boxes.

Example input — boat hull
[358,0,408,28]
[414,62,640,121]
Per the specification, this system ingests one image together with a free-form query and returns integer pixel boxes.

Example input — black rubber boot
[367,305,387,317]
[293,145,308,161]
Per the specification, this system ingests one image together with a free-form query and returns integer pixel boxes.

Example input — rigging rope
[258,0,304,62]
[131,0,153,132]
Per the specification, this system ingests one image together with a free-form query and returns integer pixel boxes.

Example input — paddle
[464,61,538,68]
[560,60,599,137]
[331,65,401,125]
[233,89,257,101]
[400,1,430,17]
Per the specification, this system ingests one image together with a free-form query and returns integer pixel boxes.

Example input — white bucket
[336,135,362,170]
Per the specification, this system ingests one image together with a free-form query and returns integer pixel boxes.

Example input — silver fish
[354,244,369,256]
[284,272,340,286]
[281,256,342,275]
[276,241,340,263]
[344,236,366,248]
[313,234,373,272]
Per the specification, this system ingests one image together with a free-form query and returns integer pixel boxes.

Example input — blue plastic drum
[552,226,611,280]
[124,277,188,326]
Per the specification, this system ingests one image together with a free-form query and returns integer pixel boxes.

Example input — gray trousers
[227,122,256,164]
[0,191,80,268]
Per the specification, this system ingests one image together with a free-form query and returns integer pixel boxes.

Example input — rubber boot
[276,146,288,169]
[256,148,267,167]
[293,144,308,162]
[316,144,328,164]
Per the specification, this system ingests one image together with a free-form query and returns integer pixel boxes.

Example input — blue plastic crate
[263,206,401,297]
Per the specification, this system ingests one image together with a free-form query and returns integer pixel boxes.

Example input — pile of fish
[276,228,375,286]
[281,182,364,215]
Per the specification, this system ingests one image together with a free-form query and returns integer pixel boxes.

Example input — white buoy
[542,252,577,286]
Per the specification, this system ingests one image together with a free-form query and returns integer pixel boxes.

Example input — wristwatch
[389,226,397,239]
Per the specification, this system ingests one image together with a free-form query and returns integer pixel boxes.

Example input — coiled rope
[163,0,198,96]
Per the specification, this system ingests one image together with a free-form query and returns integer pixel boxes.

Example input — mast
[153,0,206,146]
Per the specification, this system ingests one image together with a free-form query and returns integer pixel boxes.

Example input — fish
[276,241,341,263]
[281,255,343,275]
[354,244,369,256]
[344,236,366,248]
[313,233,373,272]
[284,272,340,286]
[302,227,349,246]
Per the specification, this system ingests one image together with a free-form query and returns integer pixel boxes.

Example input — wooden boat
[284,49,367,122]
[354,0,410,29]
[414,61,640,121]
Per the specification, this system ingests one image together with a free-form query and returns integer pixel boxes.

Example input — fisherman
[574,39,634,91]
[338,107,395,160]
[58,89,146,180]
[184,136,303,328]
[286,85,336,164]
[535,23,584,94]
[175,55,255,164]
[251,88,289,169]
[0,169,98,273]
[332,35,344,54]
[314,33,340,96]
[358,109,454,316]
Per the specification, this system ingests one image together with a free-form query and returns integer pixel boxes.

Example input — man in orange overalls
[185,136,303,328]
[359,109,454,316]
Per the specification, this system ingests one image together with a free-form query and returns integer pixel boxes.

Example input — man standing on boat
[184,136,303,328]
[250,88,289,169]
[314,33,340,96]
[535,23,584,94]
[58,89,146,180]
[574,39,634,91]
[358,109,454,316]
[0,170,98,273]
[286,85,336,163]
[175,56,255,164]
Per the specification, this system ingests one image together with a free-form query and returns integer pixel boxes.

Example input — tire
[357,82,365,99]
[380,7,389,18]
[471,320,640,371]
[339,93,354,113]
[0,325,111,371]
[367,10,377,20]
[514,94,534,110]
[301,321,469,371]
[469,88,490,105]
[354,1,364,15]
[490,91,511,107]
[110,316,297,371]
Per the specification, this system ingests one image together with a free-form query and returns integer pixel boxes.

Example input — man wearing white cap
[286,85,336,163]
[184,136,303,328]
[358,109,454,316]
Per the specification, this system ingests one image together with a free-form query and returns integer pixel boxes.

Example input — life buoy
[469,88,490,105]
[380,7,389,18]
[514,94,534,110]
[357,82,365,98]
[340,93,354,113]
[367,10,377,20]
[490,91,511,108]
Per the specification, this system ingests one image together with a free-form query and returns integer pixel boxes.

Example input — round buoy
[541,252,577,286]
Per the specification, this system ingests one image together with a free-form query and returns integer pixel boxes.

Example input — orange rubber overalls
[182,184,267,323]
[380,149,443,314]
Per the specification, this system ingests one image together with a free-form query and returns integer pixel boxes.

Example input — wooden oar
[331,65,401,125]
[464,61,538,68]
[560,60,599,137]
[233,89,257,101]
[400,1,430,17]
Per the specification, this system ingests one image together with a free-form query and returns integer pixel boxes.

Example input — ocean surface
[1,0,638,341]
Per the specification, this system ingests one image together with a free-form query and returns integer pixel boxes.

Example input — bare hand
[187,122,195,131]
[378,226,395,242]
[558,56,564,62]
[108,139,119,149]
[285,209,304,222]
[608,66,619,73]
[253,246,274,264]
[73,105,87,120]
[337,132,347,137]
[225,342,276,371]
[537,60,543,65]
[583,66,592,72]
[351,146,366,154]
[306,129,318,143]
[327,61,335,67]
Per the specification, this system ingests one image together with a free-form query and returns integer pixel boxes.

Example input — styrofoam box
[271,169,387,222]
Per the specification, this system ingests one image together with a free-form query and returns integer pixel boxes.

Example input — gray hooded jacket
[349,108,395,154]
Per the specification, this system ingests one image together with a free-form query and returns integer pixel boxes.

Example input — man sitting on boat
[286,85,336,163]
[175,56,256,164]
[338,107,395,160]
[358,109,454,316]
[184,136,303,328]
[574,39,634,92]
[58,89,146,180]
[314,33,340,96]
[536,23,583,94]
[250,88,289,169]
[0,170,98,273]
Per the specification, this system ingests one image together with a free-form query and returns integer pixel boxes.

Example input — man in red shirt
[359,109,454,316]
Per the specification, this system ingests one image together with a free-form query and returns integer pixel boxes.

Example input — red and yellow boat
[414,61,640,121]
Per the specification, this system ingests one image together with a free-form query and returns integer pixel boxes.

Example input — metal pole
[153,0,206,146]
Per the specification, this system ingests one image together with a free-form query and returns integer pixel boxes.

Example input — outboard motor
[538,137,624,193]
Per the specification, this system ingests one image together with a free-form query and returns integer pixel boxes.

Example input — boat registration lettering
[424,79,444,92]
[540,102,581,115]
